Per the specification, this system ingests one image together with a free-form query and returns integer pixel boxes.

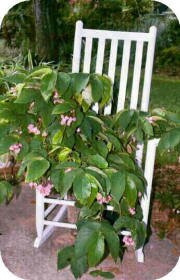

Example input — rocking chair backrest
[72,21,157,114]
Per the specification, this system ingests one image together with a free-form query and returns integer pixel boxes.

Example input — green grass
[150,74,180,113]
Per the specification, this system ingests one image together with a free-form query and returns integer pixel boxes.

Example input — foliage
[156,46,180,75]
[0,65,180,278]
[1,0,153,65]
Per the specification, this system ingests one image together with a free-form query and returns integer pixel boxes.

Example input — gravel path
[0,186,179,280]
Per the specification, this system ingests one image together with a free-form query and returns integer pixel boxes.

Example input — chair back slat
[72,21,83,73]
[141,26,157,112]
[104,39,118,115]
[83,37,93,73]
[117,40,131,111]
[130,41,144,109]
[95,38,106,74]
[72,21,157,113]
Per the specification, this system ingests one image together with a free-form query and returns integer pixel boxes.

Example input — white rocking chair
[34,21,159,263]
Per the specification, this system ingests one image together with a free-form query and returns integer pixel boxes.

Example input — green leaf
[5,72,26,84]
[62,168,82,196]
[52,102,74,115]
[101,221,120,262]
[75,221,101,257]
[72,73,89,93]
[58,147,71,161]
[111,171,125,201]
[107,133,122,150]
[41,70,57,101]
[158,128,180,152]
[52,128,65,145]
[90,74,103,102]
[87,154,108,169]
[71,255,88,279]
[0,181,13,204]
[140,117,153,136]
[27,67,52,79]
[90,270,114,279]
[56,72,71,95]
[99,75,112,108]
[108,153,135,171]
[125,173,138,207]
[133,222,146,249]
[114,110,134,129]
[113,216,136,232]
[73,173,92,203]
[57,245,74,270]
[15,87,40,104]
[26,157,50,182]
[55,161,80,169]
[93,140,108,158]
[50,169,64,193]
[0,136,18,155]
[88,232,105,267]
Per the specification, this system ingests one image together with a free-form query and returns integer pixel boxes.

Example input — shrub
[0,64,180,277]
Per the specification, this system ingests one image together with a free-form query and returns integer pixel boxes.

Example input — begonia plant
[0,65,179,278]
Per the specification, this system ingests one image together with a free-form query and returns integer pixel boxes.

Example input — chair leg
[135,139,160,262]
[34,190,44,248]
[135,247,144,262]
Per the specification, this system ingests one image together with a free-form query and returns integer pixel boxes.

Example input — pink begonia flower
[29,182,38,189]
[128,207,136,215]
[65,167,73,173]
[60,114,76,127]
[30,181,53,196]
[9,143,22,155]
[67,117,73,126]
[123,236,135,247]
[28,124,41,135]
[96,193,103,204]
[138,191,142,198]
[53,91,64,104]
[97,193,112,204]
[42,131,48,137]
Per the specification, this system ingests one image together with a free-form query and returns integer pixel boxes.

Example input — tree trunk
[33,0,58,62]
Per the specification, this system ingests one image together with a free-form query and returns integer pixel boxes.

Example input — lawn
[150,74,180,113]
